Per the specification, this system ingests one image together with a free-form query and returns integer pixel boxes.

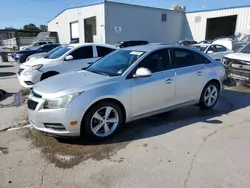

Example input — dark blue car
[13,44,60,63]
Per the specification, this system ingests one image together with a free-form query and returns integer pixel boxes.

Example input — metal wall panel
[187,7,250,41]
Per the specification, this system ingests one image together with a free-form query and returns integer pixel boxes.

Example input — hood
[224,53,250,61]
[33,70,115,97]
[29,52,49,58]
[15,49,37,53]
[20,57,56,68]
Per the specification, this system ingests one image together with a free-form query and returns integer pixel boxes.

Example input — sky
[0,0,249,29]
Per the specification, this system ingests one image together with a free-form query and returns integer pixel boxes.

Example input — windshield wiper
[87,70,110,76]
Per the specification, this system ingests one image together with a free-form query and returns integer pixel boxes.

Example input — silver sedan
[27,44,226,140]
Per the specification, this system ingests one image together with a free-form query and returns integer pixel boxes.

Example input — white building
[186,5,250,42]
[48,1,191,44]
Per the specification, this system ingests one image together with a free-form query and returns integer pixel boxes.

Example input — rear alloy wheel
[82,101,124,140]
[199,83,219,109]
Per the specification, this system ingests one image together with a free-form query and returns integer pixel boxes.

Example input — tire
[82,101,124,141]
[40,72,59,81]
[199,82,219,109]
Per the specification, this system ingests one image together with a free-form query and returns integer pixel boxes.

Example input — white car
[17,43,117,88]
[222,42,250,82]
[192,43,232,61]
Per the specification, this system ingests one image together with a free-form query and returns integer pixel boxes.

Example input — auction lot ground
[1,62,250,188]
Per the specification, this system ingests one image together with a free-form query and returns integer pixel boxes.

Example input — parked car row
[12,44,60,63]
[20,41,226,140]
[17,43,117,88]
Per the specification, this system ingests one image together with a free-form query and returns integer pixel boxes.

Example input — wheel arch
[40,71,60,81]
[205,79,222,92]
[80,97,127,135]
[83,98,126,122]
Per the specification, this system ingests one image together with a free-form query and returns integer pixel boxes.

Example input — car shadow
[0,72,16,77]
[0,65,14,68]
[56,87,250,146]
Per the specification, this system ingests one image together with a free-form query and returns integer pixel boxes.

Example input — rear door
[171,48,206,104]
[63,46,97,71]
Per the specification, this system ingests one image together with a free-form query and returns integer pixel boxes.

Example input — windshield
[45,45,72,59]
[28,46,40,51]
[192,45,208,52]
[240,35,250,42]
[48,45,62,54]
[87,50,145,76]
[239,43,250,53]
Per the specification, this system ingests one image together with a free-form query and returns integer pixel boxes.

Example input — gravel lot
[1,62,250,188]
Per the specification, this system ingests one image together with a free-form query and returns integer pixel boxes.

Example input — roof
[187,5,250,14]
[123,44,176,51]
[68,43,117,49]
[48,0,177,23]
[193,43,211,46]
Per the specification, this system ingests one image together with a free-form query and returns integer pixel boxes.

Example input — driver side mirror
[207,50,214,54]
[65,55,73,61]
[133,67,152,78]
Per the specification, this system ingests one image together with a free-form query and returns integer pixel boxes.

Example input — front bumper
[227,69,250,82]
[27,94,84,137]
[17,70,43,88]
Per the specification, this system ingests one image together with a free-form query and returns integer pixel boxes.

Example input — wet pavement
[1,62,250,188]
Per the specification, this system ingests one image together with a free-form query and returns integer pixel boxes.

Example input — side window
[33,42,40,47]
[194,52,211,64]
[215,45,227,52]
[41,45,54,52]
[70,46,93,60]
[172,48,199,68]
[138,49,171,73]
[39,42,47,46]
[207,45,216,53]
[97,46,115,57]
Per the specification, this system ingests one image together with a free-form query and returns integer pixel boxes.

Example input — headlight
[23,64,43,76]
[43,93,82,109]
[15,53,22,58]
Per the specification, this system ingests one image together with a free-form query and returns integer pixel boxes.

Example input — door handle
[196,71,203,76]
[165,78,172,84]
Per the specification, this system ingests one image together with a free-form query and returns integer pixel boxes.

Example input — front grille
[18,69,24,75]
[227,69,250,80]
[228,60,250,71]
[44,123,66,131]
[31,90,42,98]
[27,99,38,110]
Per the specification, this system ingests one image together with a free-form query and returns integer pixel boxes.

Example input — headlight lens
[43,93,82,109]
[15,53,22,58]
[23,64,43,76]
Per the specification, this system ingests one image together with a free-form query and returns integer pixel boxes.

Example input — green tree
[39,25,48,32]
[23,23,40,31]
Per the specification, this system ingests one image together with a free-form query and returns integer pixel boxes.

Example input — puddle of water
[23,88,245,169]
[24,130,129,169]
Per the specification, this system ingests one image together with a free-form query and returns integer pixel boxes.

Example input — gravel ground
[1,62,250,188]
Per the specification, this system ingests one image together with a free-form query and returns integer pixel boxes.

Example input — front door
[171,48,206,104]
[64,46,98,72]
[130,49,176,117]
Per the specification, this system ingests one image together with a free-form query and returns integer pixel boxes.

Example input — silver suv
[27,45,226,140]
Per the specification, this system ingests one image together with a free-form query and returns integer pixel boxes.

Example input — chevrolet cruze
[27,45,225,140]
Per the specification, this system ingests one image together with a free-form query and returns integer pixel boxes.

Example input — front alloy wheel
[91,106,119,137]
[82,101,124,140]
